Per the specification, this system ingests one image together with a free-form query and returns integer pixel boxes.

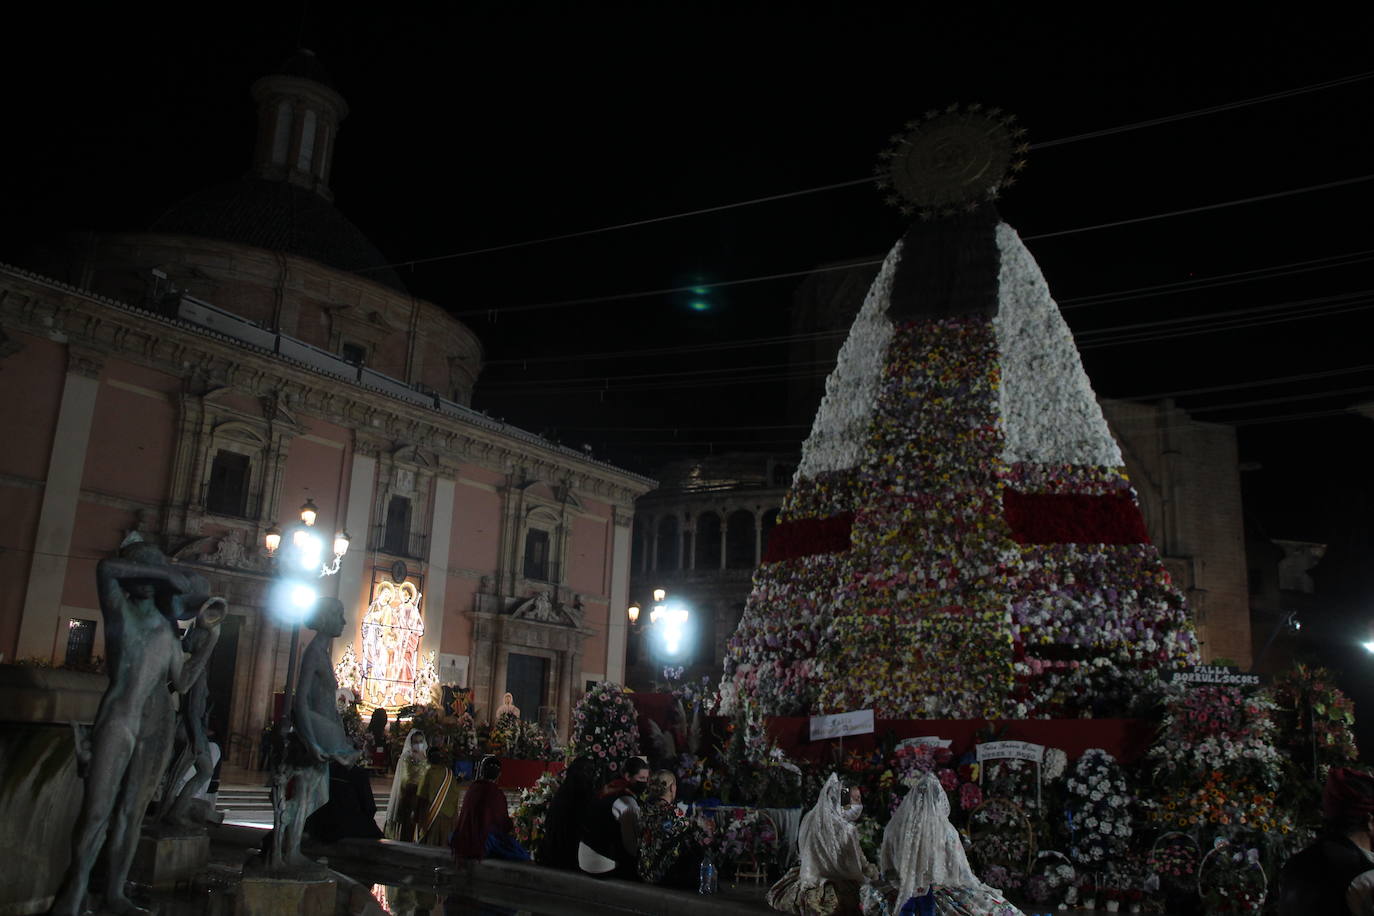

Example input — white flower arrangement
[1066,749,1133,866]
[993,223,1121,467]
[796,241,900,478]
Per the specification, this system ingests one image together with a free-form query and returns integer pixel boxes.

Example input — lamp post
[627,587,691,682]
[263,498,350,729]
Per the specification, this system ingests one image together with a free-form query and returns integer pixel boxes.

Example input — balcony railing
[369,525,430,560]
[522,560,561,584]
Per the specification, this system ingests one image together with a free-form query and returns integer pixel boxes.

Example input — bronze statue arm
[172,601,226,694]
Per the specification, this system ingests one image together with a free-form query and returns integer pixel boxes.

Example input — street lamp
[629,587,691,658]
[263,498,350,735]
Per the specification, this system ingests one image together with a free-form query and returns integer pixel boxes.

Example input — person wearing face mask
[768,773,876,915]
[1279,767,1374,915]
[579,756,650,878]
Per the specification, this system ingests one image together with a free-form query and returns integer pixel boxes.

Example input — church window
[341,341,366,365]
[206,450,251,517]
[524,528,551,581]
[383,495,412,555]
[297,110,317,171]
[65,618,96,667]
[271,100,293,166]
[696,512,722,568]
[656,515,680,569]
[726,509,756,569]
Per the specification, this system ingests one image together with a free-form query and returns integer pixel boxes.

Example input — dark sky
[5,6,1374,547]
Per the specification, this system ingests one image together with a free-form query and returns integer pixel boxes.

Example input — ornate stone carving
[66,344,105,379]
[511,590,565,625]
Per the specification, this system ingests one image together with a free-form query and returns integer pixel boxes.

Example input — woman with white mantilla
[862,772,1023,916]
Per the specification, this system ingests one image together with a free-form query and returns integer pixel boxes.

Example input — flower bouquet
[568,680,640,785]
[1065,749,1132,867]
[512,769,564,856]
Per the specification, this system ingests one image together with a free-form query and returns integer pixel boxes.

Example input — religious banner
[360,580,424,712]
[809,708,875,741]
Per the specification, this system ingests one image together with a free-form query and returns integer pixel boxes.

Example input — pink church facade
[0,52,652,763]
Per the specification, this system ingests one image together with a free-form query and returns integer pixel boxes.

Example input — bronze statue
[266,597,360,873]
[52,537,224,916]
[157,621,221,830]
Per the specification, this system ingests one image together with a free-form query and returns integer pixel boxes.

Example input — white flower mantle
[796,241,900,479]
[993,223,1122,467]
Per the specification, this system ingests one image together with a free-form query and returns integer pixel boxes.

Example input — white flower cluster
[1066,749,1133,865]
[993,224,1122,467]
[796,241,900,478]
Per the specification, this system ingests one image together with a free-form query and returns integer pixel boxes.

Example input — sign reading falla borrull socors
[1165,665,1266,688]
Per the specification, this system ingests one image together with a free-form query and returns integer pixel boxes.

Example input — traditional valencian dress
[384,730,428,841]
[768,774,875,916]
[415,758,460,846]
[862,773,1023,916]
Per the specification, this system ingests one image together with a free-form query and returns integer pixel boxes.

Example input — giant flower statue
[720,106,1198,722]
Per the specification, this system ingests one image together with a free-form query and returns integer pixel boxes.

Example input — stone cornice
[0,264,657,504]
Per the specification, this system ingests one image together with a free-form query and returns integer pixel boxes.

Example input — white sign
[809,709,875,741]
[438,653,468,687]
[976,740,1045,764]
[897,736,953,750]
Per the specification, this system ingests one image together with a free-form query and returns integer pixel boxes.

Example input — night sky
[6,8,1374,665]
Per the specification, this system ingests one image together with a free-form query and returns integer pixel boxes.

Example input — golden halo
[876,104,1027,219]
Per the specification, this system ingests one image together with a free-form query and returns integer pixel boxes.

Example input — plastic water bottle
[698,853,718,895]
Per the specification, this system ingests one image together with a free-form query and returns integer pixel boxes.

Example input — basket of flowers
[1197,840,1267,913]
[1026,850,1075,909]
[717,808,780,885]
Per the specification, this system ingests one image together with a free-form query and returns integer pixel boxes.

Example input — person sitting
[638,769,713,888]
[536,756,597,870]
[768,773,875,915]
[863,771,1024,916]
[451,755,529,860]
[579,756,649,879]
[415,747,461,846]
[305,760,383,842]
[1279,766,1374,915]
[384,729,429,841]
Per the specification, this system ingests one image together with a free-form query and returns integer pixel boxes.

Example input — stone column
[555,648,572,741]
[686,518,697,571]
[491,639,509,724]
[719,519,728,570]
[604,508,633,686]
[17,349,101,661]
[333,448,376,665]
[246,611,278,756]
[421,476,456,658]
[649,516,658,572]
[753,511,762,567]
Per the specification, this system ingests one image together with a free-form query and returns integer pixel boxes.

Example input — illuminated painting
[360,580,424,712]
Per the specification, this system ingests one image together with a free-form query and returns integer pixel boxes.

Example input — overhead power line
[457,176,1374,319]
[476,248,1374,368]
[356,70,1374,273]
[478,287,1374,393]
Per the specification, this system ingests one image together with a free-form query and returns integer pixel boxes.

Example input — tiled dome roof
[150,177,407,293]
